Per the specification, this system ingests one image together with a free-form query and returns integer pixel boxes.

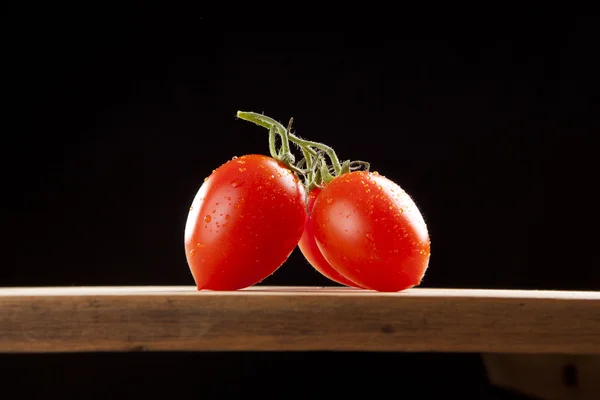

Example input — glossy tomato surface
[184,154,307,290]
[312,171,431,292]
[298,187,364,288]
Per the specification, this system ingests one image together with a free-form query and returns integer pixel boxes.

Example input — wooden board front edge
[1,286,599,354]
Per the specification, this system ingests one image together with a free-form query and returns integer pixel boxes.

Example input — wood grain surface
[1,286,599,354]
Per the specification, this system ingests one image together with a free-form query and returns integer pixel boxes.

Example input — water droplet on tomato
[238,167,246,172]
[189,206,193,211]
[232,156,238,160]
[378,186,382,190]
[196,242,204,247]
[270,174,275,179]
[326,198,334,205]
[204,215,211,223]
[212,209,216,213]
[389,205,393,210]
[204,177,208,182]
[373,171,379,175]
[230,180,243,188]
[189,249,196,256]
[225,214,230,220]
[277,173,282,177]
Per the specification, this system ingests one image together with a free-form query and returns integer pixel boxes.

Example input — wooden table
[2,286,599,399]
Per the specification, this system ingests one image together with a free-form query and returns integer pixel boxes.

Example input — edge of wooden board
[1,286,599,354]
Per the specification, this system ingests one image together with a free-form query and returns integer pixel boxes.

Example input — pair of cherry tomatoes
[184,111,431,292]
[184,153,431,292]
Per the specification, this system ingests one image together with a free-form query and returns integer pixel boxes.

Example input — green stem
[296,157,306,170]
[319,156,336,184]
[350,160,370,172]
[237,112,291,159]
[237,111,341,174]
[286,163,308,177]
[300,146,314,186]
[312,163,324,189]
[340,160,351,175]
[237,110,364,191]
[279,118,292,157]
[287,133,342,175]
[268,126,278,159]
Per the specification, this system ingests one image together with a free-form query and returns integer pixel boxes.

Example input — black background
[3,13,598,399]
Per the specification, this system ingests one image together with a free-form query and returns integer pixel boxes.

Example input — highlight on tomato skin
[184,154,307,291]
[311,171,431,293]
[298,187,365,288]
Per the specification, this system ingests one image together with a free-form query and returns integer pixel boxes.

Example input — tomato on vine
[185,110,431,292]
[312,171,431,292]
[184,119,308,290]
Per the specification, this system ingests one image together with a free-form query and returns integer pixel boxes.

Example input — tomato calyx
[236,111,370,193]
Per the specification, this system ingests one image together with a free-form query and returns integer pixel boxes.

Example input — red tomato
[184,154,307,290]
[298,187,364,288]
[312,171,431,292]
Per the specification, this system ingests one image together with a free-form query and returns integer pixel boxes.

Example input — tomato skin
[184,154,307,291]
[298,187,364,288]
[312,171,431,292]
